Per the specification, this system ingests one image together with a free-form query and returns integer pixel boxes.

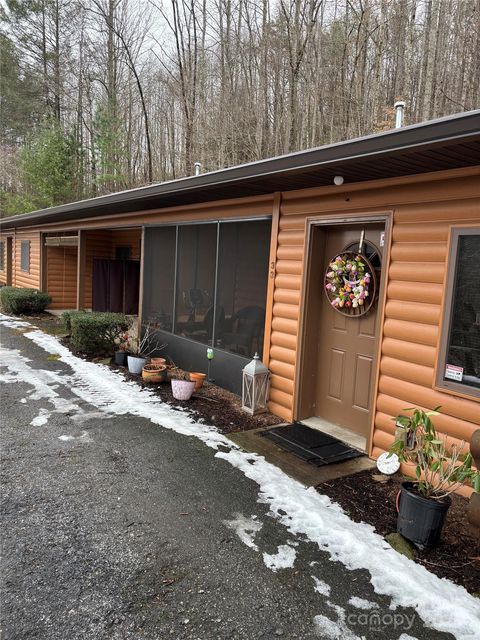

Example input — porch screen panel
[143,227,176,331]
[174,224,217,345]
[215,220,270,357]
[443,233,480,392]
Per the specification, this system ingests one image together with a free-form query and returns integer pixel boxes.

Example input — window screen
[0,241,4,271]
[215,220,270,356]
[439,230,480,396]
[143,227,176,331]
[20,240,30,272]
[142,219,271,354]
[174,224,217,345]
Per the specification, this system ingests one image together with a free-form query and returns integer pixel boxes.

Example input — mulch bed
[15,312,282,435]
[318,469,480,595]
[115,363,282,434]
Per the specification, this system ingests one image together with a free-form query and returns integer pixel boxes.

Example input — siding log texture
[47,246,78,309]
[1,232,42,290]
[0,235,7,283]
[266,168,480,493]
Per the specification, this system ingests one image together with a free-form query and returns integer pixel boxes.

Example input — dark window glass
[116,245,131,260]
[0,242,4,271]
[143,227,176,331]
[443,233,480,391]
[215,220,270,356]
[20,240,30,272]
[174,224,217,344]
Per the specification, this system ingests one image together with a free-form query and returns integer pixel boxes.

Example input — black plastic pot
[114,351,128,366]
[397,481,451,550]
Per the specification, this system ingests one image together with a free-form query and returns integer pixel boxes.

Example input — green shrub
[0,286,52,314]
[70,312,129,355]
[62,309,87,332]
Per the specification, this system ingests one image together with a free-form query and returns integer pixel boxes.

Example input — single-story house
[1,110,479,489]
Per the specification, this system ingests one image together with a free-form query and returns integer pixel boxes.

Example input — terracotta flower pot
[142,364,167,383]
[150,357,167,366]
[127,355,147,375]
[190,372,207,390]
[171,379,196,401]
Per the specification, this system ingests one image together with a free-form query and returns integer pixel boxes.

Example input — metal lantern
[242,353,270,415]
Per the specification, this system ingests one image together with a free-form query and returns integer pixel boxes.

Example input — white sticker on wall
[445,364,463,382]
[379,231,385,247]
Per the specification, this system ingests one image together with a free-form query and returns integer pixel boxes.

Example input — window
[0,241,4,271]
[142,218,271,356]
[115,245,131,261]
[20,240,30,272]
[437,228,480,398]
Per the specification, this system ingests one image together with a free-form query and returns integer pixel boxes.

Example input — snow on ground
[348,596,379,610]
[262,544,297,571]
[312,576,331,597]
[222,513,263,551]
[1,315,479,640]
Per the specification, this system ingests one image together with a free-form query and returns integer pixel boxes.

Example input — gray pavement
[0,324,455,640]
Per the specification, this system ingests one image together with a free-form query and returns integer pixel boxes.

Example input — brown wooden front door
[315,223,384,439]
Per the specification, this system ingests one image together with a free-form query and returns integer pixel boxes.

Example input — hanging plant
[324,252,376,316]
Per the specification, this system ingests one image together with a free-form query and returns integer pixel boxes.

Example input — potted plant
[190,371,207,390]
[114,332,130,366]
[125,323,166,375]
[170,368,196,401]
[142,363,167,383]
[389,407,480,549]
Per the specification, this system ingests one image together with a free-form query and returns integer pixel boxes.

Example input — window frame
[435,225,480,400]
[20,240,30,273]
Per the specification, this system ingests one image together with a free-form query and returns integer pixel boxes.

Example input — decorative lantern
[242,353,270,415]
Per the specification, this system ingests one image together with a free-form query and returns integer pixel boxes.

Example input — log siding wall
[2,168,479,495]
[265,168,480,495]
[0,232,42,290]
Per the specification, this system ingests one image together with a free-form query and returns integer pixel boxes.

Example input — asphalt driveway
[0,322,464,640]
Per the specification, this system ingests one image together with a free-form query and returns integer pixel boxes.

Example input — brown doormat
[260,423,364,467]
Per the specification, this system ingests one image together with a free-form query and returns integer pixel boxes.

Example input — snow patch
[398,635,419,640]
[312,576,331,597]
[0,316,478,640]
[0,314,31,328]
[263,544,296,571]
[348,596,379,610]
[30,409,49,427]
[313,613,360,640]
[223,513,263,551]
[58,431,92,443]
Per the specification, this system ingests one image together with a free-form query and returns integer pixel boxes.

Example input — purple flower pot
[171,379,196,401]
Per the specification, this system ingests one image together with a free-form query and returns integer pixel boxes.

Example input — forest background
[1,0,479,216]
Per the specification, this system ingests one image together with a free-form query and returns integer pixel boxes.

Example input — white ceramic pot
[127,355,147,375]
[171,379,196,401]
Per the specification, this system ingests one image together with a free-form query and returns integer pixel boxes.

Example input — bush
[0,286,51,314]
[70,312,129,355]
[62,309,87,332]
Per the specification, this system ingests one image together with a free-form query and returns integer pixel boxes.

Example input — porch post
[76,230,86,310]
[40,233,48,293]
[137,226,145,331]
[262,192,281,366]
